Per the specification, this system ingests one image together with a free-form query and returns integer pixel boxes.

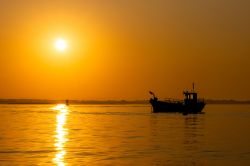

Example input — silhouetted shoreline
[0,99,250,105]
[0,99,146,105]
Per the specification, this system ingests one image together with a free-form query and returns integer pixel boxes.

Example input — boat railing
[163,98,183,103]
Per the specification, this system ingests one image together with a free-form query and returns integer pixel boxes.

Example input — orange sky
[0,0,250,100]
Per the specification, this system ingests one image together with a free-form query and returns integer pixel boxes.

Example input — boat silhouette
[149,84,205,114]
[65,99,69,106]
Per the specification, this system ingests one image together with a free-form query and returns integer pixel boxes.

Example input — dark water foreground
[0,104,249,165]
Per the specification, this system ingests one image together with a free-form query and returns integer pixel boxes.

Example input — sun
[55,38,68,52]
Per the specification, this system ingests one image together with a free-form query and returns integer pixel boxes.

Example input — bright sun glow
[55,39,68,52]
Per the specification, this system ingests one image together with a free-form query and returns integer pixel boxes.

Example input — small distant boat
[65,100,69,106]
[149,84,205,114]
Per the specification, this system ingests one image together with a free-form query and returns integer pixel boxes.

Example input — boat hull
[150,99,205,114]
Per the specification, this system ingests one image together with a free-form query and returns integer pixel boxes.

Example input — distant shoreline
[0,99,250,105]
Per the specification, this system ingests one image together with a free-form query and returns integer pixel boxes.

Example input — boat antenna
[192,82,195,92]
[149,91,155,98]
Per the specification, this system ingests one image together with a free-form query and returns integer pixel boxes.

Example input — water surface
[0,104,250,165]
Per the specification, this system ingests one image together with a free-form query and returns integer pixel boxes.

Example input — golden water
[0,104,250,165]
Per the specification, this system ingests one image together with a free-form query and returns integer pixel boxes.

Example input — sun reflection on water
[52,104,69,166]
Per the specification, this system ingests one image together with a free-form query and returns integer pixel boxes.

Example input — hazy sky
[0,0,249,100]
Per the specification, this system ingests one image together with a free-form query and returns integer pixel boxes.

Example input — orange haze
[0,0,250,100]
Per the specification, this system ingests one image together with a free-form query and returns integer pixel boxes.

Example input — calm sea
[0,104,249,165]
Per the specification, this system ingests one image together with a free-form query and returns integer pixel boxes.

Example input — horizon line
[1,98,250,105]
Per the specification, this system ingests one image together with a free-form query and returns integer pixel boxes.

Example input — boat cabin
[183,91,198,105]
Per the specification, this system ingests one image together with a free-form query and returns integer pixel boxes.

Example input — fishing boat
[149,84,205,114]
